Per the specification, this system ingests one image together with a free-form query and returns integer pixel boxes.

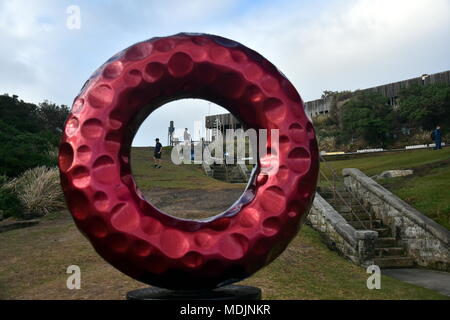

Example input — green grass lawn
[322,148,450,229]
[378,165,450,230]
[321,147,450,177]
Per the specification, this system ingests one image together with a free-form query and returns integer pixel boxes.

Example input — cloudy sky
[1,0,449,146]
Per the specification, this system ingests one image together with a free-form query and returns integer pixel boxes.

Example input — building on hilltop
[205,70,450,131]
[205,112,243,138]
[304,70,450,118]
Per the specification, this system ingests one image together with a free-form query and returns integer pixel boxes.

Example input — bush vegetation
[314,83,450,151]
[0,94,69,177]
[0,94,68,219]
[0,175,23,220]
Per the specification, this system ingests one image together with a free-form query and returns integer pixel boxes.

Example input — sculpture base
[126,285,262,300]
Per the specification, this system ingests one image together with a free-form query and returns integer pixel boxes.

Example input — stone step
[348,219,382,229]
[325,198,352,206]
[339,210,374,221]
[327,199,369,213]
[373,227,392,237]
[229,172,243,177]
[324,200,355,209]
[213,171,247,183]
[339,203,370,211]
[374,256,414,268]
[320,192,354,200]
[375,247,405,257]
[320,185,348,192]
[375,237,397,248]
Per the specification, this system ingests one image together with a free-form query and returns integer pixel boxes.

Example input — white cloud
[0,0,449,145]
[210,0,450,100]
[0,0,62,101]
[133,99,227,146]
[153,0,239,22]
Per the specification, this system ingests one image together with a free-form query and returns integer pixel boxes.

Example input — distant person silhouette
[432,126,442,150]
[184,128,191,147]
[153,138,163,168]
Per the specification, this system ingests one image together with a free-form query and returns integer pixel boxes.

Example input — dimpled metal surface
[58,33,319,290]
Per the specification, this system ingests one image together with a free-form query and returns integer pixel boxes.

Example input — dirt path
[143,188,245,219]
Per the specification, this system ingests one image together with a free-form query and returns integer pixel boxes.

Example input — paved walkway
[383,268,450,297]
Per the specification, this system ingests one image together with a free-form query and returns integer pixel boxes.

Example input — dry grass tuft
[5,166,65,219]
[410,131,432,145]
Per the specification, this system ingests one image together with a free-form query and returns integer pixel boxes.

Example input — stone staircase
[320,186,414,268]
[211,164,248,183]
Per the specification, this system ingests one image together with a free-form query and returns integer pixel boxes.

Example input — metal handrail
[318,169,370,229]
[319,155,373,229]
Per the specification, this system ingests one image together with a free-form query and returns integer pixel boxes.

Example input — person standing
[432,126,442,150]
[184,128,191,147]
[153,138,163,168]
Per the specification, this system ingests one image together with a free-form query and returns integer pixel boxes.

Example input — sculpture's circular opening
[130,98,251,220]
[59,33,319,290]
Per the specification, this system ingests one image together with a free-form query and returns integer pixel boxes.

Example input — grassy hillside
[131,146,243,190]
[379,162,450,230]
[321,148,450,229]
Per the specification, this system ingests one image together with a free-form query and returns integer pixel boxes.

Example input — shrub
[6,166,65,219]
[0,176,23,220]
[312,115,330,126]
[0,95,68,177]
[398,83,450,131]
[342,91,394,147]
[0,175,8,185]
[410,131,433,145]
[444,132,450,143]
[0,120,56,177]
[47,148,59,163]
[318,136,337,152]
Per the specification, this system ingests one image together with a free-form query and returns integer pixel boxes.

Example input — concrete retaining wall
[308,193,378,267]
[343,168,450,271]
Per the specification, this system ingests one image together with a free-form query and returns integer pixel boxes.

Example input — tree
[398,83,450,130]
[321,90,337,99]
[0,120,55,177]
[0,95,42,133]
[38,100,69,134]
[0,95,68,177]
[342,91,394,147]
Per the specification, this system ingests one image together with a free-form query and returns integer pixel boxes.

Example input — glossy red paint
[58,33,319,290]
